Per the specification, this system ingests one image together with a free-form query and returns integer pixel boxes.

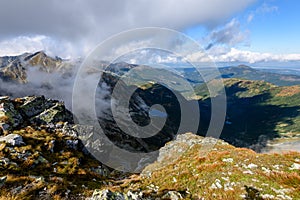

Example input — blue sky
[241,0,300,54]
[185,0,300,54]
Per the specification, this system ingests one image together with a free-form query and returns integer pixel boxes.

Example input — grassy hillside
[103,133,300,200]
[194,78,300,151]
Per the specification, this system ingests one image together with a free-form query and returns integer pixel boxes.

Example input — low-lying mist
[0,64,110,114]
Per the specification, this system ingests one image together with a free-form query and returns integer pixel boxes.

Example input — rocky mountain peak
[0,51,72,83]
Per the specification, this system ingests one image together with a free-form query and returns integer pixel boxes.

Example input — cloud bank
[0,0,255,57]
[187,47,300,63]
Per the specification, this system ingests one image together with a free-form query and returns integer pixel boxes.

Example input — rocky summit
[0,95,73,134]
[0,51,72,83]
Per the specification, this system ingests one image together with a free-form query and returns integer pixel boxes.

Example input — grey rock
[60,123,78,137]
[0,96,10,101]
[11,185,23,194]
[19,96,56,118]
[48,140,55,153]
[0,176,7,188]
[162,191,183,200]
[90,189,131,200]
[0,99,23,130]
[90,166,110,177]
[0,157,10,166]
[0,123,10,132]
[20,178,45,195]
[90,189,147,200]
[66,139,79,150]
[30,102,73,125]
[244,185,262,200]
[34,156,49,164]
[0,134,25,146]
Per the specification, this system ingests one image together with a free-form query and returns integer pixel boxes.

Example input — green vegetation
[104,133,300,199]
[194,78,300,151]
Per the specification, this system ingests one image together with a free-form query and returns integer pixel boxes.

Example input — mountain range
[0,52,299,199]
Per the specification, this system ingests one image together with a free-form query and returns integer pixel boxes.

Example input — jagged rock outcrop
[0,95,73,133]
[0,96,24,132]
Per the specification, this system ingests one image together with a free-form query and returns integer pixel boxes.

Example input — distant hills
[220,65,300,86]
[177,64,300,86]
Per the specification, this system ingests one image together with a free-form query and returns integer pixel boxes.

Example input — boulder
[0,134,25,146]
[90,166,110,177]
[18,96,56,118]
[244,185,262,200]
[0,97,23,131]
[90,189,141,200]
[66,139,79,150]
[0,176,7,188]
[90,189,121,200]
[30,102,73,125]
[162,191,183,200]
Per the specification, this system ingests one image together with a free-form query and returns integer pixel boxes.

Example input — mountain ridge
[0,51,299,199]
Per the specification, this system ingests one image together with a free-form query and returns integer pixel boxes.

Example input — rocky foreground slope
[0,96,299,199]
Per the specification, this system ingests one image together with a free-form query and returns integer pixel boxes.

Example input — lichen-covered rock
[90,189,119,200]
[18,96,56,118]
[0,97,23,131]
[30,102,73,125]
[0,95,73,133]
[0,134,24,146]
[60,123,78,137]
[161,191,183,200]
[90,189,141,200]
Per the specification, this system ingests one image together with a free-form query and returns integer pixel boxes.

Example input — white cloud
[247,14,254,23]
[207,18,250,48]
[0,35,75,58]
[256,3,278,14]
[183,51,212,63]
[246,2,278,24]
[210,48,300,63]
[0,0,255,57]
